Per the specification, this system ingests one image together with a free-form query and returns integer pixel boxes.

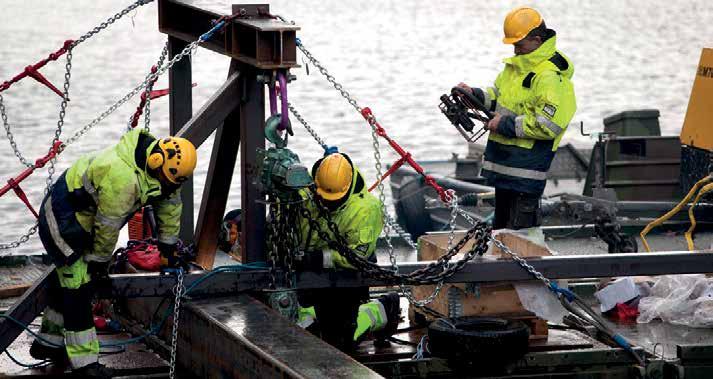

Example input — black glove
[158,241,182,269]
[295,250,324,272]
[87,261,110,281]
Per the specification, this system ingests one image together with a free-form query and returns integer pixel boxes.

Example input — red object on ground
[610,302,639,322]
[0,40,74,96]
[360,107,454,203]
[93,316,108,330]
[127,243,161,272]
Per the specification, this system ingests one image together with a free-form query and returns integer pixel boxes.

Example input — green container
[603,109,661,137]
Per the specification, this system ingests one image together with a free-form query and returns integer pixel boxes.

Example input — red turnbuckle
[0,40,74,97]
[360,107,454,203]
[0,141,64,218]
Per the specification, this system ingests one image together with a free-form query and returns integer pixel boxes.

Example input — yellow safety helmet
[502,6,543,44]
[314,153,353,201]
[147,137,197,184]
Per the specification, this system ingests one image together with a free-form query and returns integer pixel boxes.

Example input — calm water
[1,0,712,255]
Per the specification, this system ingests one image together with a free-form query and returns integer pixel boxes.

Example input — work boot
[73,362,114,378]
[29,340,66,363]
[373,292,402,340]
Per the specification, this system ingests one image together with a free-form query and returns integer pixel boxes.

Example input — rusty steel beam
[158,0,299,69]
[168,36,195,243]
[239,65,267,263]
[0,266,53,354]
[192,60,242,269]
[175,69,240,147]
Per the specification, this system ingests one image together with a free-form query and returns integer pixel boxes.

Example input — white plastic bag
[637,275,713,327]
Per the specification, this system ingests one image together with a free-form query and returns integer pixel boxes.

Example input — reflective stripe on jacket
[481,33,577,195]
[298,160,384,270]
[40,128,182,265]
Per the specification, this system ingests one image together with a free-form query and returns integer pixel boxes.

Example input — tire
[394,177,432,239]
[428,317,530,366]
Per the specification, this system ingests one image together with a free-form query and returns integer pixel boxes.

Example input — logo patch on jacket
[542,104,557,118]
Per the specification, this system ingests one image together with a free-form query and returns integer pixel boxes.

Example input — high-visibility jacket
[480,33,576,195]
[39,128,182,266]
[298,158,384,270]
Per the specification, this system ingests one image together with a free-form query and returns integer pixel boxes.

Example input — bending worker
[459,6,576,230]
[31,128,197,378]
[296,152,400,352]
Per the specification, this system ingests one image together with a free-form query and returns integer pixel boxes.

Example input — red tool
[361,107,454,203]
[0,141,64,219]
[0,40,74,97]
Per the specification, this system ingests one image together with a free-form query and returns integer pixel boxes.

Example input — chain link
[0,94,33,168]
[72,0,154,49]
[168,268,185,379]
[142,42,169,131]
[286,101,329,151]
[63,24,215,148]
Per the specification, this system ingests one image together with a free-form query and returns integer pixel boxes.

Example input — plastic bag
[514,282,568,323]
[637,274,713,327]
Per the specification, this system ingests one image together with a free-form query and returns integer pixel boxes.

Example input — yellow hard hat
[148,137,198,184]
[314,153,353,201]
[502,6,543,44]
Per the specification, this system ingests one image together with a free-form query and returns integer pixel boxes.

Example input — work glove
[295,250,324,272]
[158,241,188,270]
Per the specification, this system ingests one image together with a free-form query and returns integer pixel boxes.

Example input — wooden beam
[0,267,52,353]
[175,70,240,147]
[168,36,195,243]
[193,61,242,269]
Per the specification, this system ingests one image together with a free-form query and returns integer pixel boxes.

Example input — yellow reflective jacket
[41,129,182,265]
[480,33,577,195]
[298,159,384,270]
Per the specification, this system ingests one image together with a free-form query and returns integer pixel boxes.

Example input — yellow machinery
[642,48,713,251]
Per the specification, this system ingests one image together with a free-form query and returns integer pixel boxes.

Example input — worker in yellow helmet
[458,6,576,230]
[31,128,197,378]
[295,153,401,352]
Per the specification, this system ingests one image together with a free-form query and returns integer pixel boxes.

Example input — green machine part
[256,146,313,195]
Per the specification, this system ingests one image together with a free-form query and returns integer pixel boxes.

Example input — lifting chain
[1,94,33,168]
[168,268,185,379]
[72,0,154,49]
[137,41,169,132]
[265,194,303,288]
[299,194,490,285]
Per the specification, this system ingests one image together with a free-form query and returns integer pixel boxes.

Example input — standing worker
[459,6,576,231]
[30,128,197,378]
[296,152,400,352]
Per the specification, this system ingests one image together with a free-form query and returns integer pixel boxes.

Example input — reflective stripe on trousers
[65,328,99,369]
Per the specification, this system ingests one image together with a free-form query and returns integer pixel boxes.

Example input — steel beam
[192,60,242,269]
[168,36,195,243]
[0,266,53,353]
[104,251,713,298]
[175,68,240,147]
[172,295,381,378]
[238,64,266,263]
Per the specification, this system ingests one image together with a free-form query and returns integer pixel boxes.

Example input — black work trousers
[298,286,369,353]
[493,188,542,230]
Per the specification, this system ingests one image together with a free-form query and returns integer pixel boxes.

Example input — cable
[4,350,51,369]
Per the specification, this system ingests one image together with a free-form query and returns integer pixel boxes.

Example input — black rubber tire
[428,317,530,366]
[394,177,432,239]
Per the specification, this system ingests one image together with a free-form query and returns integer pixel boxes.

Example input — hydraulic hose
[685,181,713,251]
[640,175,712,252]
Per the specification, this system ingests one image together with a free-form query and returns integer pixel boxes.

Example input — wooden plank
[0,284,30,299]
[0,267,53,353]
[168,36,195,243]
[193,60,242,269]
[412,231,552,338]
